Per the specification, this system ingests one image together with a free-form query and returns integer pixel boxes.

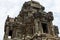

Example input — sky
[0,0,60,40]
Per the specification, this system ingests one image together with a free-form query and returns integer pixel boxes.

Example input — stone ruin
[3,0,59,40]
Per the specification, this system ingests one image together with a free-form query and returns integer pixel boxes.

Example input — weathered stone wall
[3,1,59,40]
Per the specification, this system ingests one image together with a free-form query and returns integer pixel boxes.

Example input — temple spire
[31,0,33,4]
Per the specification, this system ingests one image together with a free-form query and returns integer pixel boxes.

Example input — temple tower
[3,0,59,40]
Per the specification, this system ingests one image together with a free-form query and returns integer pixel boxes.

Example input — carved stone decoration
[47,12,54,22]
[3,0,59,40]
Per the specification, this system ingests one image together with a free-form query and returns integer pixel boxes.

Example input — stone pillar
[38,21,43,33]
[48,21,55,36]
[4,27,9,40]
[12,27,16,38]
[47,22,51,34]
[34,19,39,33]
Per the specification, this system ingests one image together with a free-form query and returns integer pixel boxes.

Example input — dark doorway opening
[8,30,12,39]
[9,30,12,37]
[41,23,48,33]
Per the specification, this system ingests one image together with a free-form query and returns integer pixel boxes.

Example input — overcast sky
[0,0,60,40]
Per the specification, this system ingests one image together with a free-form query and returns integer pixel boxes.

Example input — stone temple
[3,0,59,40]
